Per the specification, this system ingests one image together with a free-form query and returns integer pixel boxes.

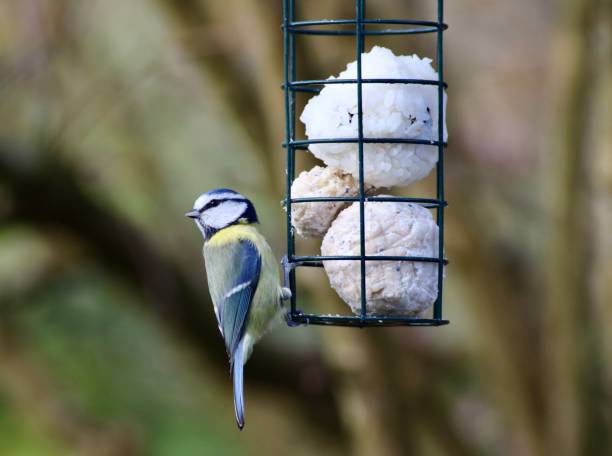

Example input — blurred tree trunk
[321,326,403,456]
[451,217,545,456]
[541,0,610,455]
[588,0,612,450]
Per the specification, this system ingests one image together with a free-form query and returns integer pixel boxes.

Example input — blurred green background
[0,0,610,455]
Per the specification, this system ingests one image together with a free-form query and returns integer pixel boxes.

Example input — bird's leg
[280,256,302,327]
[281,255,292,293]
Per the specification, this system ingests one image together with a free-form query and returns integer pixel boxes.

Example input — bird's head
[186,189,258,239]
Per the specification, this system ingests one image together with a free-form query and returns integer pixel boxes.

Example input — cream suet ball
[300,46,447,188]
[321,199,440,316]
[290,166,362,238]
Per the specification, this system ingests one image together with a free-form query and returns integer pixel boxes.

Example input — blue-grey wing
[207,240,261,359]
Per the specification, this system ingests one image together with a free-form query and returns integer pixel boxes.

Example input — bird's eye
[208,200,220,208]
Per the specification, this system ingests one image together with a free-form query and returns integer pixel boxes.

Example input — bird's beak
[185,210,200,219]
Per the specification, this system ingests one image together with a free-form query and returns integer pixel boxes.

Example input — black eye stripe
[200,198,247,212]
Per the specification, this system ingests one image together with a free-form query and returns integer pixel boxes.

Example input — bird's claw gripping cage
[282,0,449,327]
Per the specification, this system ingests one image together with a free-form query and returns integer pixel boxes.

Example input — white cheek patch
[202,201,248,229]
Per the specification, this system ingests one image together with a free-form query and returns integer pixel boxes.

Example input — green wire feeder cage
[282,0,449,327]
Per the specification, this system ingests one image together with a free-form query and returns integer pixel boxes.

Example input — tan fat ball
[321,199,440,316]
[290,166,360,239]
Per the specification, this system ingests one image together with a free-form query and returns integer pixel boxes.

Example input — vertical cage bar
[355,0,367,321]
[283,0,297,315]
[434,0,445,320]
[289,0,298,312]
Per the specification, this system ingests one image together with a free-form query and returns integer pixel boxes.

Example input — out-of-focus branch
[0,140,212,343]
[0,140,338,433]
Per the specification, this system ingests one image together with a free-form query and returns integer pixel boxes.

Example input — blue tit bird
[186,189,291,430]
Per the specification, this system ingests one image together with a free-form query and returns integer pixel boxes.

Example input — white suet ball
[300,46,447,188]
[290,166,361,238]
[321,199,440,316]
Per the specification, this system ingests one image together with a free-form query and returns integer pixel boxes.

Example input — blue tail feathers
[231,340,245,430]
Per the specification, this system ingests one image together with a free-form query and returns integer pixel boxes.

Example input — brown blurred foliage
[0,0,610,455]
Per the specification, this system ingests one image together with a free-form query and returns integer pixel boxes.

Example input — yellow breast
[206,224,262,247]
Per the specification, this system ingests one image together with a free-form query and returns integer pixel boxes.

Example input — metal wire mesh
[282,0,448,327]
